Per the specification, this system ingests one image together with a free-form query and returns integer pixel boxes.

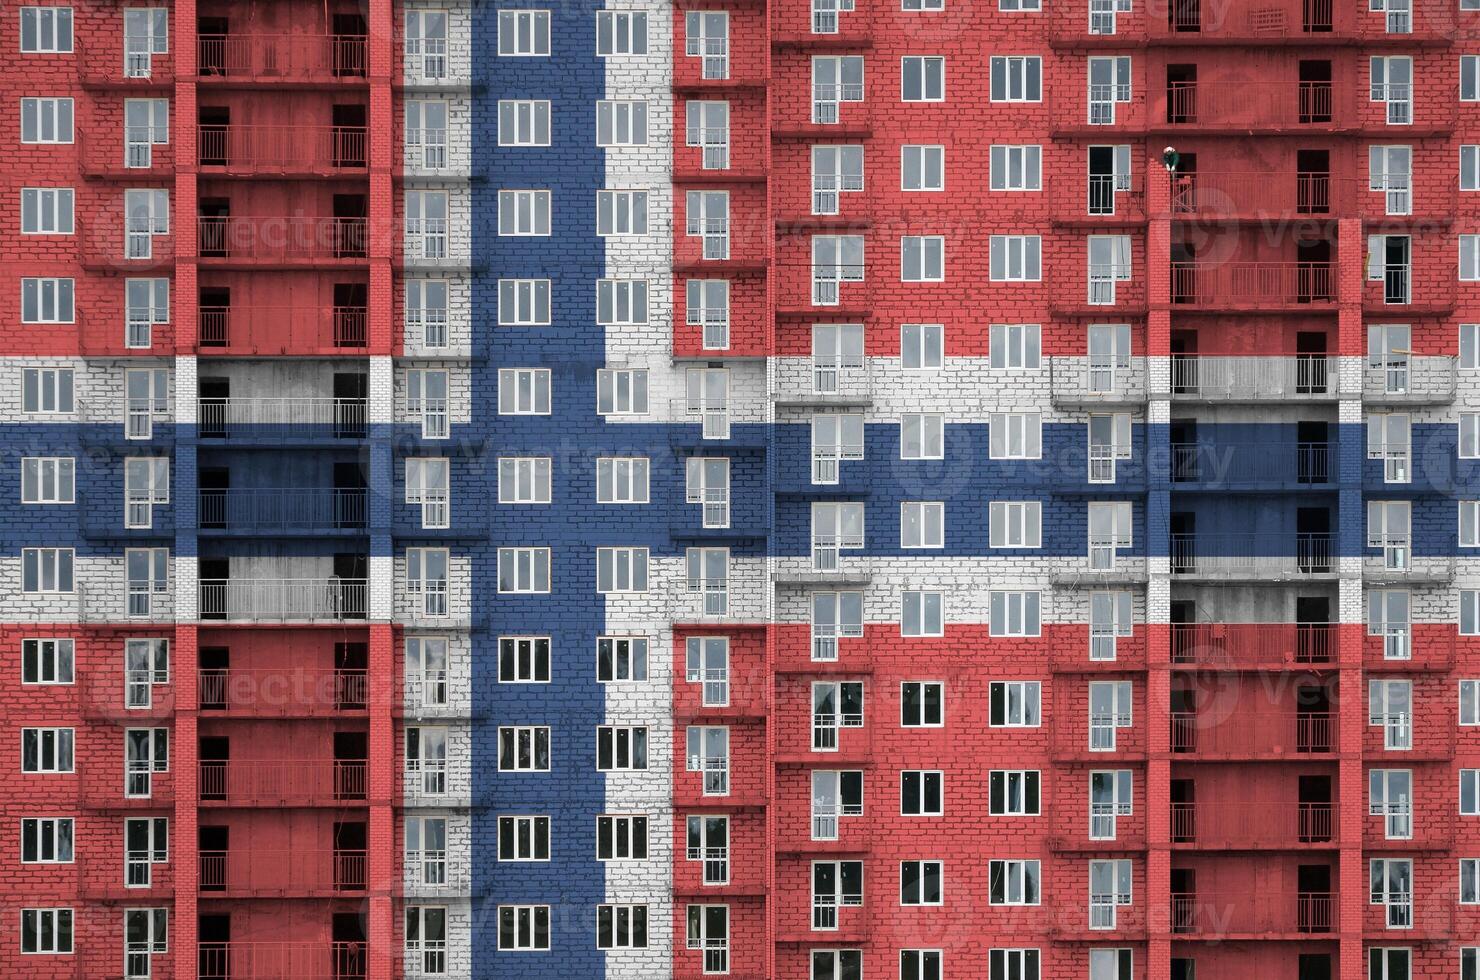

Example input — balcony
[197,34,368,84]
[199,489,368,534]
[1050,556,1149,587]
[1169,442,1333,489]
[1170,711,1334,757]
[198,125,368,175]
[1169,171,1346,217]
[1361,551,1455,585]
[1160,80,1335,130]
[197,397,368,443]
[198,942,367,980]
[1170,533,1335,580]
[1170,801,1335,847]
[198,667,368,715]
[1169,623,1336,667]
[1170,891,1335,937]
[199,578,368,621]
[1049,357,1148,406]
[1170,262,1334,309]
[199,305,369,355]
[1169,356,1337,401]
[1362,356,1457,404]
[1152,0,1342,39]
[198,849,367,897]
[77,217,176,271]
[198,217,367,266]
[772,360,872,407]
[198,759,368,805]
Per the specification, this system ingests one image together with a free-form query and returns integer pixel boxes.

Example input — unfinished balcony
[1152,0,1344,39]
[1168,356,1337,401]
[1170,801,1336,848]
[198,759,368,806]
[1361,539,1454,585]
[1362,356,1457,405]
[198,848,367,897]
[197,943,367,980]
[198,304,369,355]
[198,125,368,176]
[1049,356,1148,407]
[197,216,368,267]
[1170,891,1335,938]
[198,665,368,716]
[199,577,368,622]
[196,33,368,84]
[1170,710,1334,758]
[1169,623,1336,668]
[1168,171,1348,219]
[1170,261,1334,311]
[1159,79,1336,131]
[772,358,872,407]
[198,489,368,536]
[1170,533,1335,581]
[196,397,368,444]
[1169,441,1334,490]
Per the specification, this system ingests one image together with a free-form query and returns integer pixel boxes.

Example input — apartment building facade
[4,0,1480,978]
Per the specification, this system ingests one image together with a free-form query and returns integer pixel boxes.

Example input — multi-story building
[4,0,1480,979]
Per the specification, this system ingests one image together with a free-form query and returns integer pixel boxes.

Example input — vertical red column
[174,626,200,974]
[367,622,396,980]
[368,0,395,358]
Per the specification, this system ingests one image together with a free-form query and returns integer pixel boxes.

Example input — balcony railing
[197,397,368,440]
[1160,0,1336,35]
[1170,171,1341,216]
[198,849,368,895]
[197,34,368,82]
[1170,441,1332,487]
[198,759,368,804]
[1170,356,1336,400]
[198,306,368,353]
[1170,623,1336,666]
[198,667,368,714]
[198,216,367,263]
[1049,357,1148,404]
[1171,711,1334,755]
[1170,801,1335,845]
[197,942,367,980]
[1171,891,1335,935]
[199,489,368,531]
[198,125,368,172]
[1362,356,1457,402]
[1164,80,1334,127]
[1170,261,1334,307]
[199,578,368,621]
[1170,533,1334,578]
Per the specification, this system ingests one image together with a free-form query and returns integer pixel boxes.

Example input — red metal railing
[198,217,367,262]
[197,942,367,979]
[1170,261,1334,307]
[198,125,368,172]
[1171,711,1334,755]
[198,759,367,804]
[198,849,367,894]
[1171,892,1335,934]
[1169,171,1345,215]
[198,305,368,352]
[1169,623,1336,666]
[1170,801,1335,845]
[197,34,367,81]
[198,667,368,714]
[1165,80,1334,127]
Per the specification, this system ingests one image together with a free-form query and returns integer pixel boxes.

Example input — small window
[988,859,1041,904]
[989,146,1042,191]
[597,189,649,236]
[596,814,649,860]
[900,769,943,815]
[20,817,73,863]
[497,725,551,771]
[596,10,648,55]
[596,547,649,593]
[1462,679,1480,726]
[497,905,551,951]
[990,949,1041,980]
[901,951,943,980]
[497,190,551,236]
[989,681,1041,726]
[597,725,649,770]
[901,56,945,101]
[497,548,551,593]
[497,368,551,414]
[498,100,552,147]
[498,279,551,325]
[596,904,649,949]
[902,145,944,191]
[989,413,1042,459]
[1465,55,1480,101]
[497,457,551,504]
[21,278,74,323]
[497,10,551,55]
[901,323,944,369]
[901,682,944,726]
[1464,146,1480,191]
[20,457,75,504]
[901,236,945,281]
[20,188,73,234]
[596,100,648,146]
[22,638,74,684]
[597,368,649,415]
[596,279,648,325]
[21,368,73,414]
[989,501,1042,549]
[22,548,74,593]
[989,769,1041,815]
[596,457,650,503]
[20,908,73,953]
[901,501,945,549]
[498,637,551,683]
[989,56,1042,102]
[597,636,648,682]
[900,860,943,905]
[497,815,551,861]
[900,413,944,460]
[901,590,943,637]
[989,236,1042,281]
[20,98,73,143]
[990,324,1041,370]
[20,7,73,52]
[21,727,74,772]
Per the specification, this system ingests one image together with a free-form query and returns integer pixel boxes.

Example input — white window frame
[497,456,550,505]
[498,100,552,147]
[20,457,74,504]
[497,10,551,56]
[598,457,651,504]
[990,680,1041,726]
[21,638,74,685]
[498,636,551,683]
[497,189,551,236]
[497,547,551,594]
[19,7,73,53]
[497,368,551,415]
[20,97,73,143]
[902,144,944,191]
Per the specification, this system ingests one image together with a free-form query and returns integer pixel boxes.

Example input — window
[596,279,648,325]
[122,8,167,77]
[407,727,450,792]
[405,636,449,707]
[22,638,73,685]
[497,10,550,55]
[597,10,648,55]
[989,769,1041,815]
[687,725,730,794]
[498,548,550,593]
[1370,145,1412,215]
[1087,56,1132,124]
[814,950,863,980]
[1088,235,1133,304]
[596,547,648,593]
[901,56,945,101]
[408,457,452,526]
[1371,857,1414,927]
[990,501,1042,548]
[406,279,448,348]
[125,278,169,348]
[597,814,648,860]
[812,500,865,570]
[20,188,73,235]
[1089,860,1133,928]
[686,189,728,258]
[902,590,943,637]
[812,234,866,304]
[498,189,551,236]
[598,725,648,771]
[900,413,944,460]
[124,638,169,709]
[686,905,729,974]
[1368,500,1412,570]
[688,814,729,883]
[1463,414,1480,458]
[813,770,864,839]
[124,817,168,887]
[596,904,648,949]
[1368,412,1411,483]
[812,55,864,124]
[687,101,730,171]
[497,368,551,415]
[1088,501,1133,568]
[989,859,1040,905]
[813,590,864,659]
[812,145,864,214]
[20,817,73,863]
[123,457,168,529]
[498,99,551,146]
[406,100,448,169]
[991,323,1041,370]
[813,413,865,484]
[594,457,650,506]
[21,367,73,414]
[687,279,729,348]
[123,188,169,259]
[1462,591,1480,636]
[20,7,73,52]
[1466,56,1480,100]
[21,278,74,323]
[20,97,72,143]
[989,56,1042,101]
[1090,591,1134,661]
[22,548,73,593]
[989,412,1041,459]
[1090,949,1134,980]
[1466,146,1480,192]
[21,458,74,505]
[1370,768,1414,839]
[124,728,167,797]
[812,860,864,928]
[685,11,729,78]
[813,681,864,750]
[990,949,1040,980]
[1370,949,1411,980]
[497,457,550,505]
[901,950,942,980]
[498,905,550,951]
[20,908,72,953]
[404,191,449,261]
[990,681,1041,726]
[406,547,451,617]
[21,728,73,772]
[1088,413,1133,484]
[497,815,550,861]
[901,323,943,369]
[685,547,731,615]
[497,725,549,772]
[901,770,943,815]
[598,189,649,236]
[1465,769,1480,814]
[124,98,168,168]
[1464,235,1480,283]
[901,502,944,548]
[404,11,447,80]
[994,592,1041,636]
[901,681,943,727]
[1090,770,1133,839]
[902,145,944,191]
[901,236,944,282]
[904,0,945,9]
[1088,680,1132,751]
[597,100,648,146]
[406,368,450,439]
[1463,679,1480,725]
[597,368,649,415]
[990,236,1042,281]
[1371,56,1413,125]
[1463,948,1477,980]
[406,907,447,976]
[1462,859,1479,904]
[1464,501,1480,548]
